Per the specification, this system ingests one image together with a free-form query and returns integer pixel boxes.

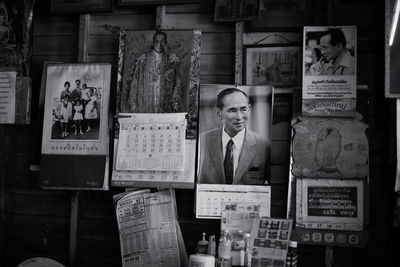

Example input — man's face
[217,92,250,137]
[319,34,342,62]
[75,80,81,88]
[153,34,166,53]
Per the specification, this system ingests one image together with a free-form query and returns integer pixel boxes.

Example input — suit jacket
[198,128,270,185]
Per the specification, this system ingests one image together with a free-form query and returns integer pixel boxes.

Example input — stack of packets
[113,189,188,267]
[220,202,293,267]
[249,218,293,267]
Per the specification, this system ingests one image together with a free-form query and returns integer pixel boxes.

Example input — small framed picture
[214,0,260,22]
[248,0,312,31]
[244,45,302,87]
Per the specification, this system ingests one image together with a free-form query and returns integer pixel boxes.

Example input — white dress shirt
[222,127,245,177]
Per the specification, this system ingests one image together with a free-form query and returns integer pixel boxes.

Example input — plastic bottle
[244,233,251,267]
[286,241,298,267]
[231,230,245,266]
[208,235,216,256]
[197,232,209,254]
[218,230,232,267]
[239,247,245,266]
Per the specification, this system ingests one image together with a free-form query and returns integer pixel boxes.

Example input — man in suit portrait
[198,88,270,185]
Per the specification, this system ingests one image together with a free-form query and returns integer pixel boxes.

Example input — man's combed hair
[216,88,248,109]
[325,28,347,48]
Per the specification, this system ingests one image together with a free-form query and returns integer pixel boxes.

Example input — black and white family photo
[52,79,101,140]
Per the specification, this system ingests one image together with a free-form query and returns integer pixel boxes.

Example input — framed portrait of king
[112,29,202,189]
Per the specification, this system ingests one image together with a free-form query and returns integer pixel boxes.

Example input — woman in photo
[84,88,98,132]
[60,81,71,100]
[60,94,72,138]
[73,98,84,135]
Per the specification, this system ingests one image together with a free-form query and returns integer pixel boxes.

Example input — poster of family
[41,63,111,155]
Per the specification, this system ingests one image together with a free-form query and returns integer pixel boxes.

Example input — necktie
[224,139,234,184]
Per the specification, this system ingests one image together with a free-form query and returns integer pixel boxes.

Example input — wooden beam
[78,14,91,62]
[234,22,244,85]
[0,126,5,263]
[69,191,79,266]
[68,13,91,266]
[156,5,166,30]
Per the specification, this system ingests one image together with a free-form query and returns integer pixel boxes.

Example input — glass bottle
[286,241,298,267]
[244,233,251,267]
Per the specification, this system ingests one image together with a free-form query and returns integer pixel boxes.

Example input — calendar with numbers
[196,184,271,219]
[112,113,196,189]
[112,139,196,189]
[116,113,186,171]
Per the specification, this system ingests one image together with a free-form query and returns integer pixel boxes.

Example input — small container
[197,232,209,254]
[208,235,216,256]
[286,241,298,267]
[244,233,251,267]
[215,257,231,267]
[188,254,215,267]
[218,230,232,259]
[239,248,245,266]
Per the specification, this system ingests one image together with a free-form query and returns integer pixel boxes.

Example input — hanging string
[255,33,295,45]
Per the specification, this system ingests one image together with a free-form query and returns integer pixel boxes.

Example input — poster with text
[40,63,111,189]
[302,26,357,117]
[295,178,365,231]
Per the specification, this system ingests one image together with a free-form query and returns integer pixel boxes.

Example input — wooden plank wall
[0,0,399,266]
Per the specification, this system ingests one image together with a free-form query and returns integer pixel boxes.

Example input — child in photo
[73,98,84,135]
[81,83,91,106]
[60,94,72,138]
[84,88,98,132]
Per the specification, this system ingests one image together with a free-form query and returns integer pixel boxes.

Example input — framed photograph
[39,63,111,190]
[112,29,201,189]
[50,0,113,13]
[214,0,260,22]
[116,29,201,117]
[0,0,34,77]
[117,0,200,6]
[248,0,312,31]
[244,45,302,87]
[41,63,111,152]
[197,84,272,185]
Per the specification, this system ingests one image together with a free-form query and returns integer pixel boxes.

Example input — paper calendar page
[196,184,271,219]
[116,113,186,171]
[112,139,196,189]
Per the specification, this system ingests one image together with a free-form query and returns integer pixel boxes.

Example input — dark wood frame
[243,44,302,88]
[50,0,114,13]
[214,0,260,22]
[117,0,199,6]
[247,0,313,32]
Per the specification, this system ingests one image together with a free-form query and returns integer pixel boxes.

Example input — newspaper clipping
[114,189,181,267]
